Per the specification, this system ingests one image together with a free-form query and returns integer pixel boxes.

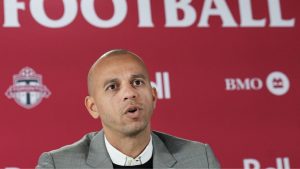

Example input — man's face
[87,54,156,137]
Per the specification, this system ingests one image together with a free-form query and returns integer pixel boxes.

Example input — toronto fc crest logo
[5,67,51,109]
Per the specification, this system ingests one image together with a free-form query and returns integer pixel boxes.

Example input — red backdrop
[0,0,299,168]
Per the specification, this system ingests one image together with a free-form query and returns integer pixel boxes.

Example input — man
[36,49,220,168]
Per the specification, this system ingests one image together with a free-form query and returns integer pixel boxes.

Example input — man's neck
[103,127,151,158]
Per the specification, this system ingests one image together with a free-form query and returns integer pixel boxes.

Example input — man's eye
[132,80,144,86]
[107,84,116,90]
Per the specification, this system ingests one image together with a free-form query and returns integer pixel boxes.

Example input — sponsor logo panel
[244,157,291,169]
[225,71,290,96]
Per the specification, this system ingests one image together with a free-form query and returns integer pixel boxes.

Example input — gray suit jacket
[36,130,220,168]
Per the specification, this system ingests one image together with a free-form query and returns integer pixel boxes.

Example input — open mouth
[127,107,138,113]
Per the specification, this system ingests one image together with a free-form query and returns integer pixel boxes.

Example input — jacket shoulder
[152,131,220,168]
[50,132,96,155]
[36,132,97,168]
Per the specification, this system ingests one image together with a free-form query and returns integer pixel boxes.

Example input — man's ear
[151,87,157,108]
[85,96,100,119]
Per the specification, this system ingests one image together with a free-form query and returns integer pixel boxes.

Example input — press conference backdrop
[1,0,299,168]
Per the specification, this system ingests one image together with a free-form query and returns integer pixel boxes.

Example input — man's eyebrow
[131,74,147,79]
[103,78,118,88]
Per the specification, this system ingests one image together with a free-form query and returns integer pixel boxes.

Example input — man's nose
[122,84,137,101]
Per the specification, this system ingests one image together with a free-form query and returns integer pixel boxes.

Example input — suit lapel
[86,130,177,168]
[86,130,113,168]
[152,132,177,168]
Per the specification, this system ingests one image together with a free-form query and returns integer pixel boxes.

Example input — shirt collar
[104,135,153,166]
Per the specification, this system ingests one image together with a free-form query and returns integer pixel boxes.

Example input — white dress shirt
[104,135,153,166]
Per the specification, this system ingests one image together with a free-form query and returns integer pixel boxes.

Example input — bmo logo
[266,72,290,96]
[225,78,263,91]
[225,71,290,96]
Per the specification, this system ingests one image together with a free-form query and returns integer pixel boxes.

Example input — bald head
[87,49,149,96]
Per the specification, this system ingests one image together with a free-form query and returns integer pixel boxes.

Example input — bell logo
[151,72,171,99]
[266,71,289,96]
[243,157,291,169]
